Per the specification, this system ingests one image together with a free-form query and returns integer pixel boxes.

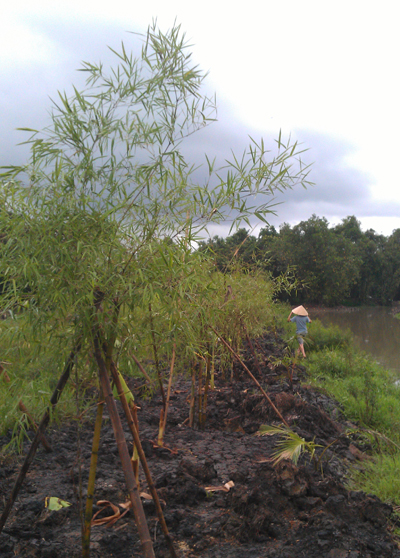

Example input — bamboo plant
[0,20,311,554]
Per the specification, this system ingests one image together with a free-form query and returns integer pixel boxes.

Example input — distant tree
[199,228,258,271]
[334,215,364,243]
[378,229,400,303]
[197,214,400,306]
[261,215,361,305]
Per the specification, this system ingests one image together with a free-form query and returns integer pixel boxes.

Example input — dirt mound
[1,333,399,557]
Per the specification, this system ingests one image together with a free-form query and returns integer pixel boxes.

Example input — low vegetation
[289,319,400,506]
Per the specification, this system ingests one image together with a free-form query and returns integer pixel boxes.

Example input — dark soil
[1,333,400,558]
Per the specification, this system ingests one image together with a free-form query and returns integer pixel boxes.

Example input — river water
[312,306,400,373]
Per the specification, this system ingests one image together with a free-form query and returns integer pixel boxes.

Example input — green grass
[306,320,352,352]
[306,348,400,438]
[350,454,400,504]
[290,310,400,505]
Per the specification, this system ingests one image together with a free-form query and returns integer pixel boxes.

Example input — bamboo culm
[93,333,155,558]
[109,361,177,558]
[82,394,104,558]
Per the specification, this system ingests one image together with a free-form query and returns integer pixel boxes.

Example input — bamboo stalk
[162,344,176,435]
[129,351,153,386]
[82,394,104,558]
[158,408,165,447]
[148,303,166,410]
[157,343,176,446]
[93,335,155,558]
[17,400,52,453]
[210,344,215,390]
[197,358,203,428]
[201,355,211,429]
[189,361,196,428]
[243,326,264,378]
[157,344,176,446]
[0,340,82,534]
[210,326,289,427]
[131,443,140,488]
[109,362,177,558]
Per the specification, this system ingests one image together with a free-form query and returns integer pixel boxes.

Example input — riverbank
[1,329,400,557]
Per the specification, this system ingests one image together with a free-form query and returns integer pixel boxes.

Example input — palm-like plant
[257,425,322,467]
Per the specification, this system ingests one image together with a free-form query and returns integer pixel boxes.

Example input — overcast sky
[2,0,399,237]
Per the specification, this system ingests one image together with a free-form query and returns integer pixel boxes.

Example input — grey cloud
[2,20,397,237]
[1,20,144,167]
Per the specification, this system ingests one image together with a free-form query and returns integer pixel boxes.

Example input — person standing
[287,305,312,358]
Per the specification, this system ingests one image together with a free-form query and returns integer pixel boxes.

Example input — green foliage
[0,22,311,449]
[0,316,91,442]
[0,22,309,360]
[116,263,276,378]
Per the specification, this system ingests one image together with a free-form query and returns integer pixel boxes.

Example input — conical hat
[292,305,308,316]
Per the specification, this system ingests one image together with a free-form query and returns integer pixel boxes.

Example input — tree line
[199,215,400,306]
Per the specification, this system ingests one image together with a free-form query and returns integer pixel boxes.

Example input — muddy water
[313,306,400,373]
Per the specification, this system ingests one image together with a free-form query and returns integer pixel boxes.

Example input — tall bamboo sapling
[0,20,311,551]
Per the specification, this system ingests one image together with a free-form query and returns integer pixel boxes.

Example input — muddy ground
[1,333,400,558]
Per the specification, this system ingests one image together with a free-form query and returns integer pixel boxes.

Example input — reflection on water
[313,307,400,372]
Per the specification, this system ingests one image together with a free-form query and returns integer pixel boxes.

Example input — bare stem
[148,303,166,410]
[93,333,155,558]
[162,344,176,434]
[82,393,104,558]
[189,360,196,428]
[110,361,177,558]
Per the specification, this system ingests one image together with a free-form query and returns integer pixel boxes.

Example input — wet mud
[1,334,399,557]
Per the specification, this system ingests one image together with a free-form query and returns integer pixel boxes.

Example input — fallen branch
[209,326,289,427]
